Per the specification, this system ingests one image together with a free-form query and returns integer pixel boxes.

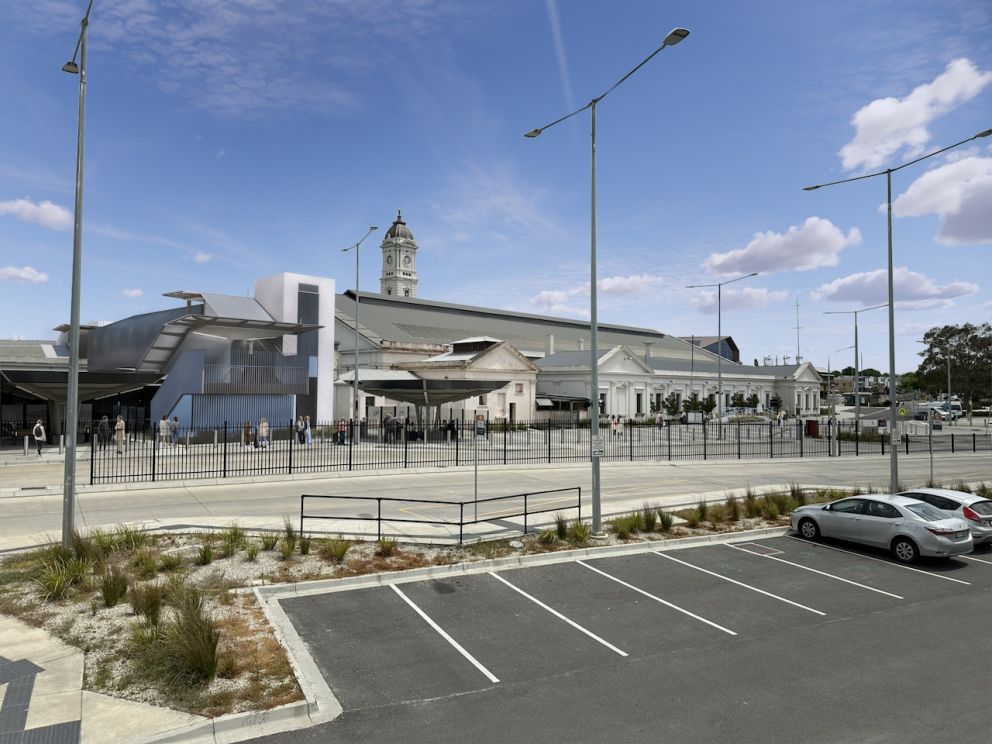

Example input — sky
[0,0,990,375]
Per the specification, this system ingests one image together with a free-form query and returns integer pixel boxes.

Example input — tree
[662,392,681,418]
[860,367,882,378]
[701,394,717,415]
[745,393,759,409]
[730,392,746,408]
[682,393,703,413]
[769,395,782,411]
[916,323,992,407]
[899,371,920,394]
[840,366,856,377]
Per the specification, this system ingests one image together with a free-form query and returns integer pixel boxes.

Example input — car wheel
[798,518,820,540]
[892,537,918,564]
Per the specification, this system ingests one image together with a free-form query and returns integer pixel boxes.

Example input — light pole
[60,0,94,550]
[804,127,991,493]
[686,272,757,433]
[525,27,690,536]
[824,304,886,434]
[341,226,378,444]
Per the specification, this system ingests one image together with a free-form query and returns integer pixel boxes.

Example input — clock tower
[379,210,419,297]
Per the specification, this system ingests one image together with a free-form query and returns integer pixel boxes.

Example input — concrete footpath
[0,452,989,743]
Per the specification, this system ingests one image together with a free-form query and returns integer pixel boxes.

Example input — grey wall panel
[190,394,294,429]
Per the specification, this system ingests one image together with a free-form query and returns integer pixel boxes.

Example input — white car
[898,488,992,546]
[790,494,972,563]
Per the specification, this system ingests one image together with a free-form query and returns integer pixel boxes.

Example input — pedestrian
[243,421,253,448]
[171,416,180,446]
[304,415,312,446]
[337,418,347,445]
[296,416,306,445]
[97,415,110,452]
[383,413,393,444]
[610,415,618,437]
[258,417,269,448]
[114,415,126,455]
[617,415,625,438]
[32,419,46,457]
[158,416,172,447]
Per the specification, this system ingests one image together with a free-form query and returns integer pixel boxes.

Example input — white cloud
[0,197,72,230]
[0,265,48,283]
[121,288,143,299]
[703,217,861,276]
[892,155,992,245]
[528,274,665,316]
[216,149,226,160]
[193,251,212,264]
[811,267,977,309]
[839,58,992,171]
[690,287,789,314]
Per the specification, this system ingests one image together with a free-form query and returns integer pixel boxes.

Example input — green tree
[701,394,717,415]
[745,393,759,409]
[916,323,992,406]
[662,392,682,418]
[730,392,746,408]
[682,393,703,413]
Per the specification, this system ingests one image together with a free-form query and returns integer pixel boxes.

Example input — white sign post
[474,415,486,522]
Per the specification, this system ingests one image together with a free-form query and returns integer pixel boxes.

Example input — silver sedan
[897,488,992,546]
[790,494,973,563]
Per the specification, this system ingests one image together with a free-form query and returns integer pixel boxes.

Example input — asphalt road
[249,536,992,744]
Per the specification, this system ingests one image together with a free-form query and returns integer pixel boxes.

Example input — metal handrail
[300,486,581,544]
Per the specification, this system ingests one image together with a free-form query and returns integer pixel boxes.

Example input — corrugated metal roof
[199,293,273,322]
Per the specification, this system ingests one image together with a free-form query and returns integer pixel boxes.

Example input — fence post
[904,434,909,455]
[666,421,671,461]
[455,422,459,466]
[89,428,95,485]
[288,420,293,474]
[403,424,408,468]
[951,433,955,453]
[503,423,507,465]
[523,493,528,535]
[799,420,803,458]
[703,420,707,460]
[881,435,885,456]
[377,498,382,542]
[151,424,157,482]
[348,419,353,471]
[973,433,977,452]
[459,502,464,545]
[547,424,551,463]
[222,421,228,478]
[299,495,304,541]
[629,425,634,461]
[769,422,773,458]
[577,486,582,523]
[737,423,741,459]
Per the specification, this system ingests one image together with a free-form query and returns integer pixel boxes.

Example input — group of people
[95,415,128,455]
[156,416,183,447]
[608,414,626,437]
[241,417,271,448]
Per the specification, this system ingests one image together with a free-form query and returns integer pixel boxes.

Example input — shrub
[196,543,214,566]
[554,513,568,541]
[71,530,104,565]
[90,529,120,556]
[129,582,164,625]
[278,539,295,561]
[658,511,674,532]
[609,513,641,539]
[744,488,760,518]
[260,533,279,551]
[953,480,972,494]
[115,523,149,552]
[299,534,312,556]
[707,504,727,524]
[158,553,186,573]
[696,499,709,522]
[244,542,259,562]
[375,538,398,557]
[763,501,780,520]
[36,558,74,601]
[318,537,351,564]
[101,566,129,607]
[725,495,741,522]
[683,510,700,529]
[566,520,592,545]
[282,518,298,553]
[538,528,558,545]
[641,504,658,532]
[132,550,158,581]
[221,523,247,551]
[977,483,991,498]
[138,589,220,686]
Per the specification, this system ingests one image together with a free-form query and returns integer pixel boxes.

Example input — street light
[824,303,886,434]
[60,0,94,550]
[686,272,758,432]
[525,27,690,536]
[341,226,379,444]
[804,127,991,493]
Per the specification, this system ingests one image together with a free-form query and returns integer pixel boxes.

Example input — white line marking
[726,544,903,600]
[651,551,826,616]
[576,560,737,636]
[389,584,499,684]
[963,554,992,565]
[488,572,628,657]
[784,535,971,586]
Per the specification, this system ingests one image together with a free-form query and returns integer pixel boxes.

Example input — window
[404,290,410,297]
[514,383,523,394]
[599,392,607,413]
[865,501,898,518]
[636,392,643,415]
[478,395,487,406]
[830,499,865,514]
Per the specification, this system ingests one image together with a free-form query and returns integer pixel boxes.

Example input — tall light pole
[686,272,757,432]
[60,0,94,550]
[525,27,690,536]
[804,127,991,493]
[824,304,886,433]
[341,226,378,443]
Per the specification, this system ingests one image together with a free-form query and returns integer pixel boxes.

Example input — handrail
[300,486,581,544]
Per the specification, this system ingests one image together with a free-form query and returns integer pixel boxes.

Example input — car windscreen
[904,502,949,522]
[970,500,992,516]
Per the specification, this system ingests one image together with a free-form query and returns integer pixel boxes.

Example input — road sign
[591,435,605,457]
[898,407,906,416]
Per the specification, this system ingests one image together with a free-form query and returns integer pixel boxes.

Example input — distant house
[679,335,740,363]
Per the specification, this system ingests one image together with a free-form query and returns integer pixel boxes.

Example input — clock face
[386,254,393,264]
[402,254,411,266]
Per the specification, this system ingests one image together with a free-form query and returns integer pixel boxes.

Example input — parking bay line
[389,584,500,684]
[487,572,628,657]
[784,535,971,586]
[651,551,826,616]
[576,560,737,636]
[727,544,903,600]
[963,555,992,565]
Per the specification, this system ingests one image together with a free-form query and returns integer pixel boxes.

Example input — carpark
[253,536,992,744]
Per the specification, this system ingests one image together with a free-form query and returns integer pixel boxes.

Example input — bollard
[213,430,218,448]
[23,435,29,456]
[59,434,64,455]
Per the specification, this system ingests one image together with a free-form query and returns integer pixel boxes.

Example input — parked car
[790,494,972,563]
[898,488,992,546]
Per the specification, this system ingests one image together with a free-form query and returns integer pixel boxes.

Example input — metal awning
[535,397,554,407]
[355,379,509,407]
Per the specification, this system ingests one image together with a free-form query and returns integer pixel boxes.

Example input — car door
[858,500,902,548]
[818,498,866,540]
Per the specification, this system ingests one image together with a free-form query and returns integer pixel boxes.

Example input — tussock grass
[115,523,149,552]
[609,513,641,539]
[375,538,398,557]
[953,480,973,494]
[566,520,592,545]
[696,498,709,522]
[130,582,164,626]
[132,550,159,580]
[260,533,279,551]
[196,543,214,566]
[100,566,129,608]
[158,553,186,573]
[36,557,89,601]
[537,528,558,545]
[318,537,351,564]
[281,518,298,554]
[278,539,295,561]
[658,511,674,532]
[683,510,700,529]
[299,534,312,556]
[725,494,741,522]
[244,542,259,562]
[132,586,220,687]
[554,513,568,541]
[641,503,658,531]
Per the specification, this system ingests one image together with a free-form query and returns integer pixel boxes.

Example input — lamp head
[524,128,542,139]
[663,28,690,46]
[977,128,992,138]
[802,184,820,191]
[62,61,80,74]
[370,226,378,232]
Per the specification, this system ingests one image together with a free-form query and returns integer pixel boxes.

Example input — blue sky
[0,0,989,374]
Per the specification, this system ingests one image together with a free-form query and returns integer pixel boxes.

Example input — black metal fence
[87,418,992,485]
[299,486,582,544]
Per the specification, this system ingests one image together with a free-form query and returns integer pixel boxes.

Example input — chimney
[644,341,654,362]
[545,333,555,357]
[578,338,585,351]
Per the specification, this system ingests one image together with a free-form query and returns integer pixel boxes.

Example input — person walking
[158,416,172,447]
[171,416,180,446]
[337,418,347,446]
[32,419,46,457]
[258,417,269,448]
[304,415,313,446]
[242,421,253,448]
[296,416,306,445]
[617,415,625,438]
[383,413,393,444]
[610,415,618,438]
[114,415,126,455]
[97,415,110,452]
